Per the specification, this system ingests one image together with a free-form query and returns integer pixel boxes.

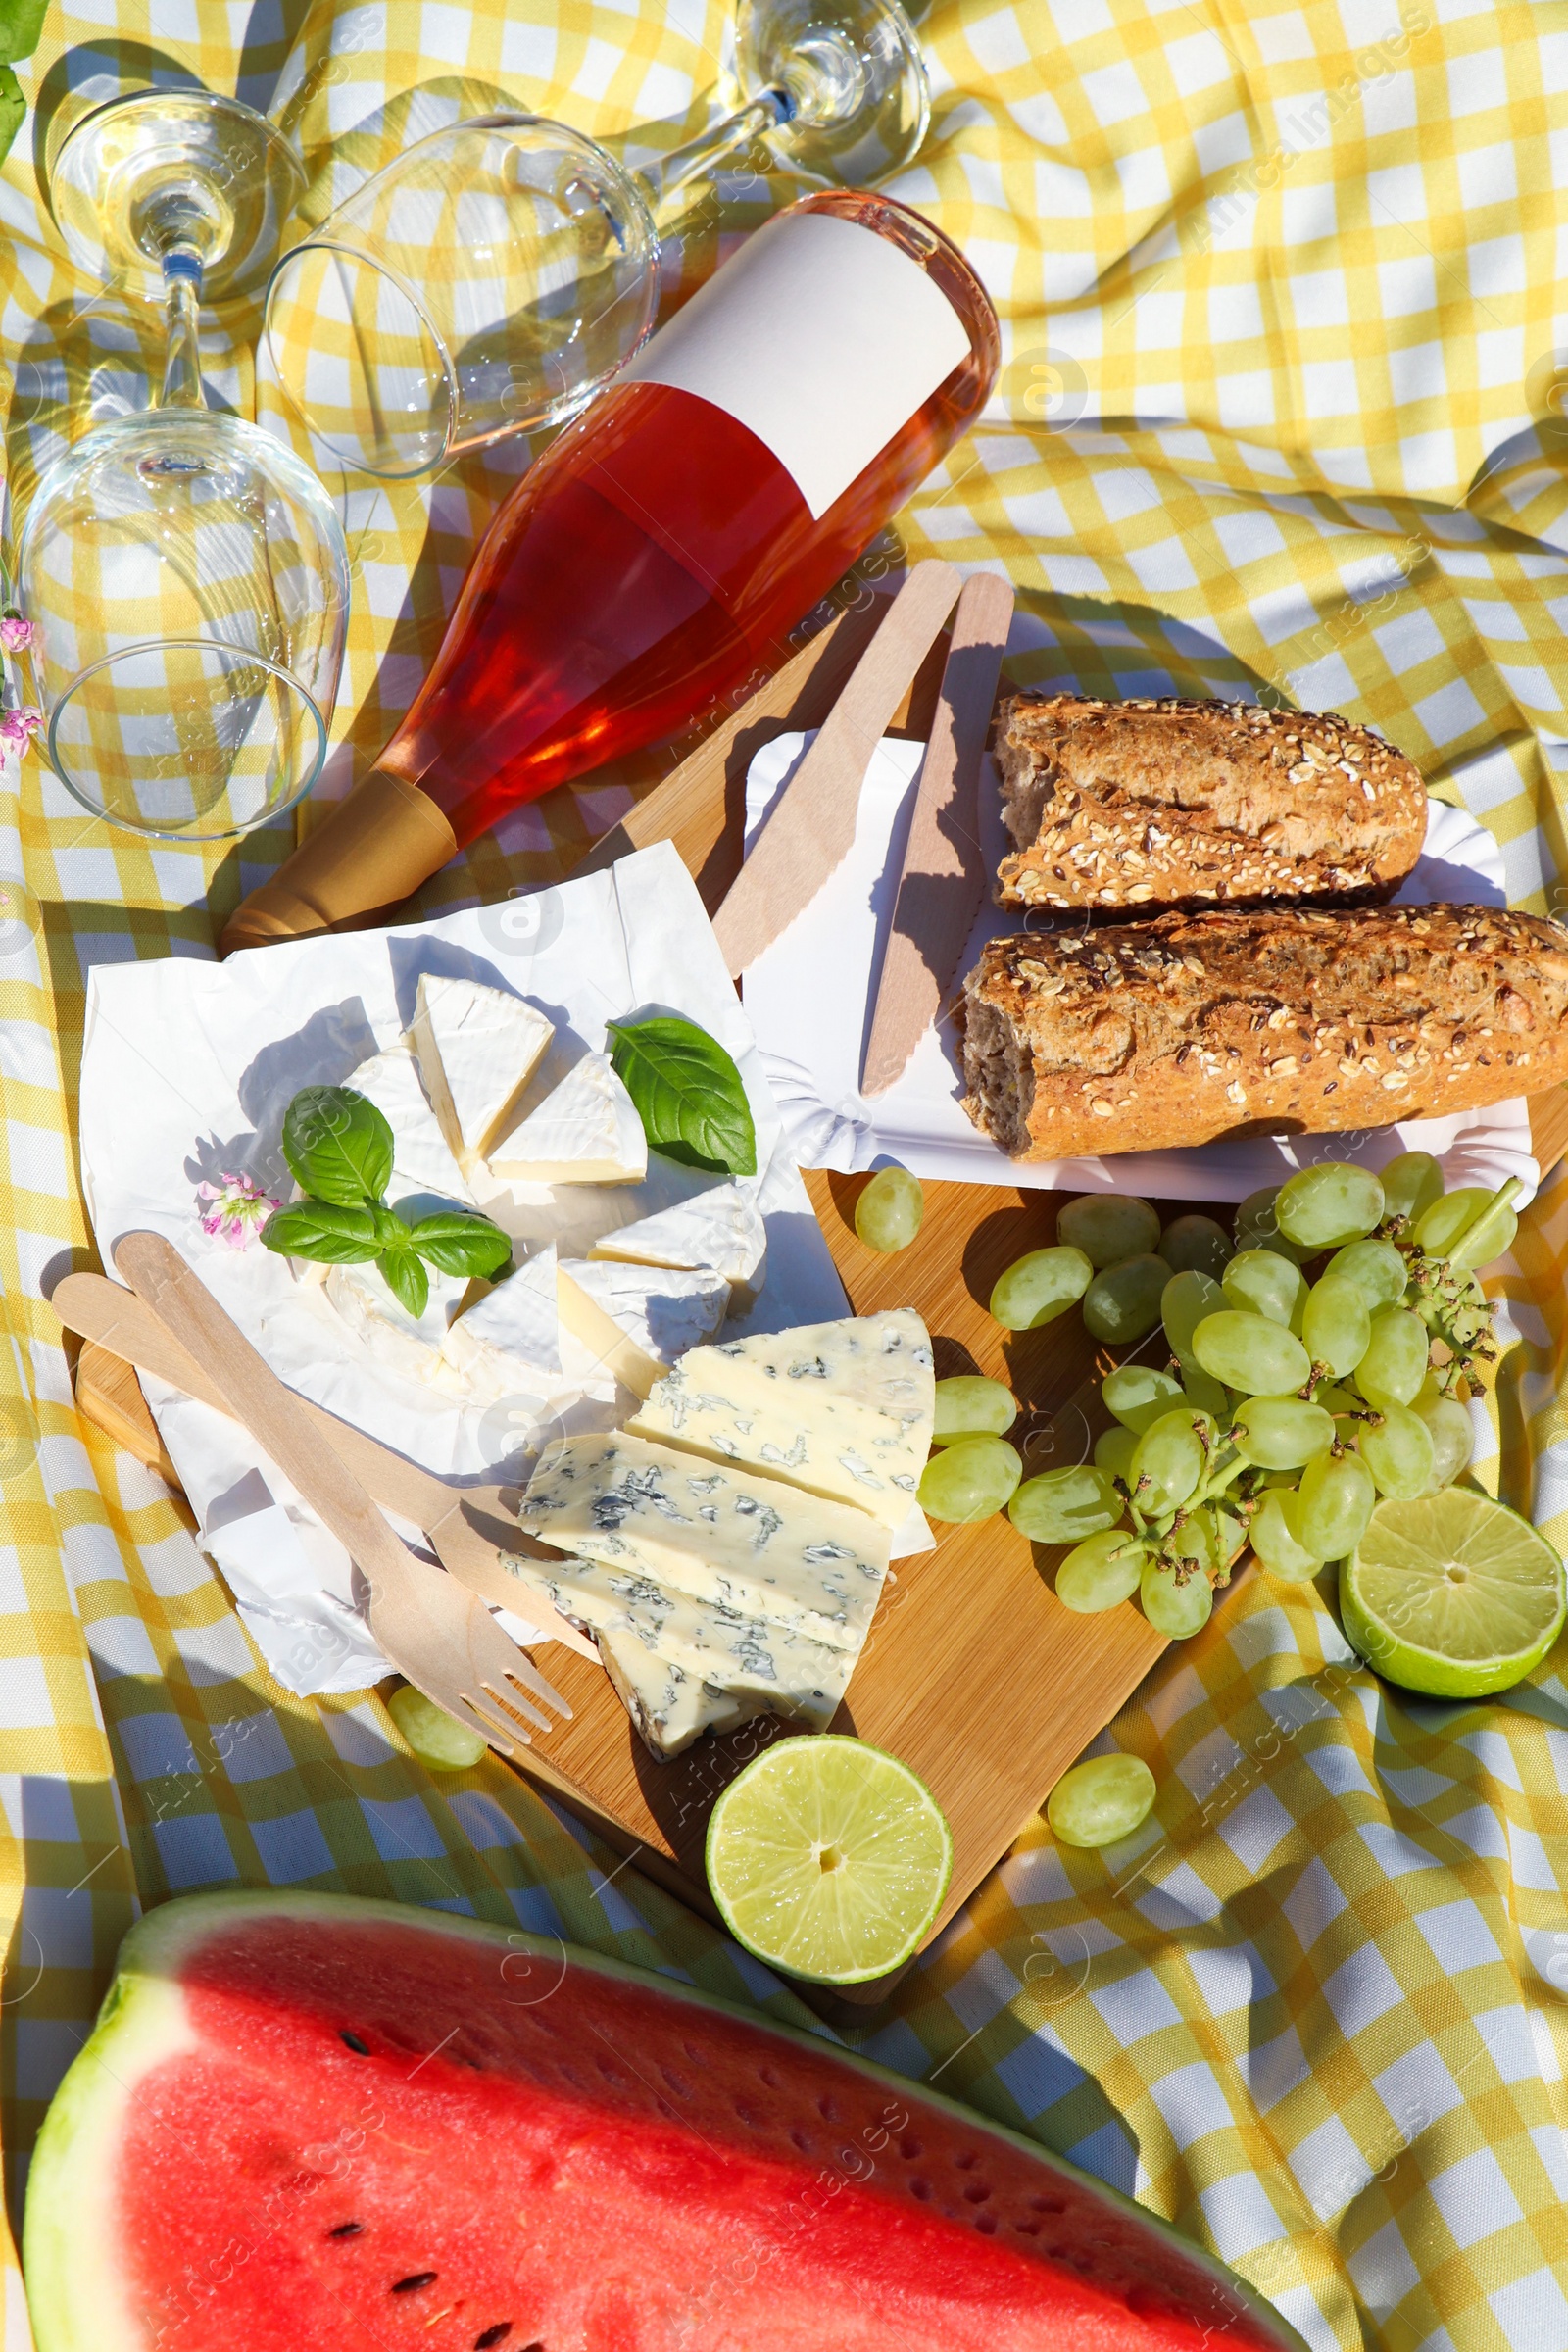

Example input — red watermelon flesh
[24,1893,1305,2352]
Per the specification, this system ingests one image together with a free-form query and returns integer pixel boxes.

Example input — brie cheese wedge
[486,1051,648,1186]
[557,1257,729,1396]
[588,1181,766,1309]
[345,1046,475,1211]
[406,973,554,1175]
[431,1245,562,1405]
[322,1259,469,1387]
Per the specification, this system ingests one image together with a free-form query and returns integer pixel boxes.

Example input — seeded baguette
[994,694,1426,913]
[957,903,1568,1162]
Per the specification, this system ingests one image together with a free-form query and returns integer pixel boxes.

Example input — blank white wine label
[624,210,972,520]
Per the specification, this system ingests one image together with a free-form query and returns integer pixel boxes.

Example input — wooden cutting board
[70,610,1568,2016]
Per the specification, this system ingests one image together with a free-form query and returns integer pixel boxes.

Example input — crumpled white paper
[78,844,861,1694]
[741,734,1538,1207]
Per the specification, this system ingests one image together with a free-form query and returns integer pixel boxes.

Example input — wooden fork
[109,1234,572,1758]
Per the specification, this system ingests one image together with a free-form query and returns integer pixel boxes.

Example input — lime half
[1343,1490,1567,1698]
[706,1736,953,1984]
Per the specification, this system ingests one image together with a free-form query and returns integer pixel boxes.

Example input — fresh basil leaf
[607,1015,757,1177]
[409,1209,513,1280]
[262,1200,380,1264]
[378,1248,429,1320]
[0,1,51,66]
[371,1204,413,1253]
[282,1085,393,1206]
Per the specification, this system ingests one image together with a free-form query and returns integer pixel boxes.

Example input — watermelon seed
[472,2329,512,2349]
[1015,2221,1041,2236]
[899,2138,922,2160]
[391,2273,438,2294]
[953,2151,978,2170]
[961,2183,991,2204]
[327,2223,363,2239]
[975,2215,999,2235]
[908,2179,932,2201]
[341,2032,371,2054]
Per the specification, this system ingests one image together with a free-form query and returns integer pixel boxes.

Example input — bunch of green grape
[918,1150,1519,1642]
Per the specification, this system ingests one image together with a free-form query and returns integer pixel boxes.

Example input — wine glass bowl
[737,0,930,185]
[50,88,306,303]
[16,407,347,837]
[264,115,661,480]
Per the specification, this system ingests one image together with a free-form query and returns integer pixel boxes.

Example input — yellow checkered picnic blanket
[0,4,1566,2346]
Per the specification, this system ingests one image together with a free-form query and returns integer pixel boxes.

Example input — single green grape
[1296,1446,1375,1558]
[1354,1303,1429,1406]
[1380,1149,1444,1230]
[1192,1309,1310,1396]
[1325,1237,1408,1311]
[1178,1361,1233,1419]
[388,1684,487,1770]
[1083,1252,1172,1345]
[1301,1275,1371,1379]
[1222,1248,1307,1331]
[1357,1401,1435,1499]
[854,1165,924,1253]
[1056,1193,1161,1268]
[1102,1362,1185,1433]
[1130,1407,1208,1514]
[1047,1752,1157,1847]
[991,1246,1093,1330]
[1415,1394,1474,1492]
[1009,1463,1122,1544]
[1276,1161,1385,1250]
[1446,1178,1521,1274]
[932,1376,1017,1445]
[1167,1504,1222,1579]
[1249,1490,1323,1581]
[1314,1380,1361,1419]
[1161,1269,1225,1360]
[917,1436,1022,1522]
[1230,1395,1335,1469]
[1094,1424,1139,1483]
[1412,1186,1492,1258]
[1141,1555,1214,1638]
[1234,1183,1309,1265]
[1055,1529,1148,1613]
[1159,1214,1234,1280]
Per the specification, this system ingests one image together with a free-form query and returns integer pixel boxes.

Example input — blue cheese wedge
[595,1641,750,1756]
[345,1046,475,1210]
[627,1308,933,1532]
[406,973,554,1174]
[499,1550,851,1757]
[588,1182,767,1310]
[431,1245,561,1404]
[516,1431,890,1651]
[486,1051,647,1185]
[557,1257,729,1396]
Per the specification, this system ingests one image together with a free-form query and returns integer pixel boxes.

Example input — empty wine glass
[16,89,350,839]
[263,0,930,478]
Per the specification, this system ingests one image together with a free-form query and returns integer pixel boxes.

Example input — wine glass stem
[158,259,207,412]
[635,88,794,210]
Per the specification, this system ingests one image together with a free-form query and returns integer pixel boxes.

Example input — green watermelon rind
[24,1889,1311,2352]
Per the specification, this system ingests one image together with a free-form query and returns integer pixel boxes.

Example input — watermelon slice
[24,1892,1305,2352]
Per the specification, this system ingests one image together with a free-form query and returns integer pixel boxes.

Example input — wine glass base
[51,89,306,304]
[737,0,930,185]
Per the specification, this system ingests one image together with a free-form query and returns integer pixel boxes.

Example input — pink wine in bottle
[224,190,999,951]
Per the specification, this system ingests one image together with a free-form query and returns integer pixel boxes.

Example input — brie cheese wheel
[588,1181,766,1308]
[486,1052,647,1186]
[406,973,554,1174]
[517,1430,890,1651]
[556,1257,729,1396]
[432,1245,563,1405]
[628,1308,934,1531]
[345,1047,475,1210]
[323,1259,469,1387]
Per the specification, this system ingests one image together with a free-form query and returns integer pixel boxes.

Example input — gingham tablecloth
[1,5,1566,2348]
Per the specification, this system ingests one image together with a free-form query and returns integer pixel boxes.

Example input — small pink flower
[0,615,34,654]
[196,1172,279,1250]
[0,709,42,752]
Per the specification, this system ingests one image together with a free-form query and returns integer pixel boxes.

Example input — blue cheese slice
[516,1430,890,1651]
[595,1641,750,1757]
[557,1257,729,1396]
[486,1051,647,1185]
[346,1046,475,1211]
[499,1550,851,1757]
[431,1245,561,1404]
[406,973,554,1174]
[626,1308,933,1531]
[588,1183,767,1309]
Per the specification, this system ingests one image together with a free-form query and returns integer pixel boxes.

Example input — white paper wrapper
[78,844,872,1694]
[741,735,1538,1207]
